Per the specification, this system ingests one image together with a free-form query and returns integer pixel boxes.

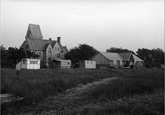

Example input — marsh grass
[73,69,164,115]
[1,68,118,113]
[1,68,164,115]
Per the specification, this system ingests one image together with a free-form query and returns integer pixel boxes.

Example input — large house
[20,24,68,67]
[90,52,144,68]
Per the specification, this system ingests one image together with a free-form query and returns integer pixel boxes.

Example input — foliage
[106,47,135,54]
[0,45,39,68]
[136,48,164,68]
[65,44,98,65]
[1,68,118,114]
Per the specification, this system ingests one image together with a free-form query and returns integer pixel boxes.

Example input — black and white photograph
[1,0,164,114]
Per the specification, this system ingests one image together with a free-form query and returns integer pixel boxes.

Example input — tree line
[0,45,38,68]
[66,45,164,68]
[1,44,164,68]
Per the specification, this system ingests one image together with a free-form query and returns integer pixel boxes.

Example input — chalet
[90,52,144,69]
[20,24,69,68]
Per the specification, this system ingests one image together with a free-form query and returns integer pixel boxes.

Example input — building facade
[20,24,68,67]
[90,52,144,69]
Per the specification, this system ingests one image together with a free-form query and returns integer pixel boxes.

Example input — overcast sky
[1,0,164,52]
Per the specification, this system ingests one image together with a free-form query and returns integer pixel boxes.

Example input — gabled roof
[133,54,143,62]
[91,52,144,62]
[118,52,132,60]
[26,24,43,39]
[28,39,56,51]
[62,46,69,54]
[100,52,123,60]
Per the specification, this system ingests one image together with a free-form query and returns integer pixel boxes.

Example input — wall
[79,60,96,69]
[91,53,110,65]
[85,60,96,68]
[46,45,52,64]
[60,60,71,68]
[91,53,124,68]
[20,39,31,51]
[52,42,64,59]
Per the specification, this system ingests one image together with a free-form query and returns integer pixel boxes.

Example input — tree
[1,46,39,68]
[106,47,135,54]
[65,44,98,65]
[136,48,164,68]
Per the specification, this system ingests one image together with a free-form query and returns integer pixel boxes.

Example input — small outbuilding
[60,60,71,68]
[79,60,96,69]
[16,58,40,70]
[50,59,71,68]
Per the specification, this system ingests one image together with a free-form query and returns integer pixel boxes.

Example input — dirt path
[24,77,119,115]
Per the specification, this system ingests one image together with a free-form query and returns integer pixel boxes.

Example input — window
[57,53,60,58]
[48,57,51,62]
[25,45,28,50]
[22,60,27,64]
[48,47,51,53]
[55,47,59,51]
[67,62,70,65]
[30,61,38,64]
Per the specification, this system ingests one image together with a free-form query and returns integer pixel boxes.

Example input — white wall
[60,60,71,68]
[16,59,40,70]
[85,60,96,69]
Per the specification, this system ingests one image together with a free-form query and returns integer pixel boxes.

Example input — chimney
[57,37,61,44]
[49,38,52,40]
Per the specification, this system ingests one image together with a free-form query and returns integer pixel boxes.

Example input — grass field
[1,68,164,115]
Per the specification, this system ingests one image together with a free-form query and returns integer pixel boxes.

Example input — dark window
[22,60,27,64]
[67,62,70,65]
[30,61,38,64]
[57,53,60,58]
[48,48,51,53]
[25,45,28,49]
[48,57,51,62]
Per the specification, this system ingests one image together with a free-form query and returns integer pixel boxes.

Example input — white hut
[16,58,40,70]
[79,60,96,69]
[60,60,71,68]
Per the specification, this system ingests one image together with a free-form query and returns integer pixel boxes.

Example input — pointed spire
[25,24,43,39]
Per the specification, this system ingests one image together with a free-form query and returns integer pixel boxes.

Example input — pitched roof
[118,52,132,60]
[100,52,123,60]
[26,24,43,39]
[132,54,143,62]
[62,46,69,54]
[28,39,56,51]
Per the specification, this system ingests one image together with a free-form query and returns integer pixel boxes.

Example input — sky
[1,0,164,52]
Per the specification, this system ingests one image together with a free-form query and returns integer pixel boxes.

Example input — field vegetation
[1,68,164,115]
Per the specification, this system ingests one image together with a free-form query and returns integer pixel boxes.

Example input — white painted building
[60,60,71,68]
[79,60,96,69]
[16,58,40,70]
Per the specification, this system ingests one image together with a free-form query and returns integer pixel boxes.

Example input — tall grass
[72,69,164,115]
[1,68,118,113]
[1,68,164,115]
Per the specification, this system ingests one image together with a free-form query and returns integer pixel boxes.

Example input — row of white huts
[16,52,144,70]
